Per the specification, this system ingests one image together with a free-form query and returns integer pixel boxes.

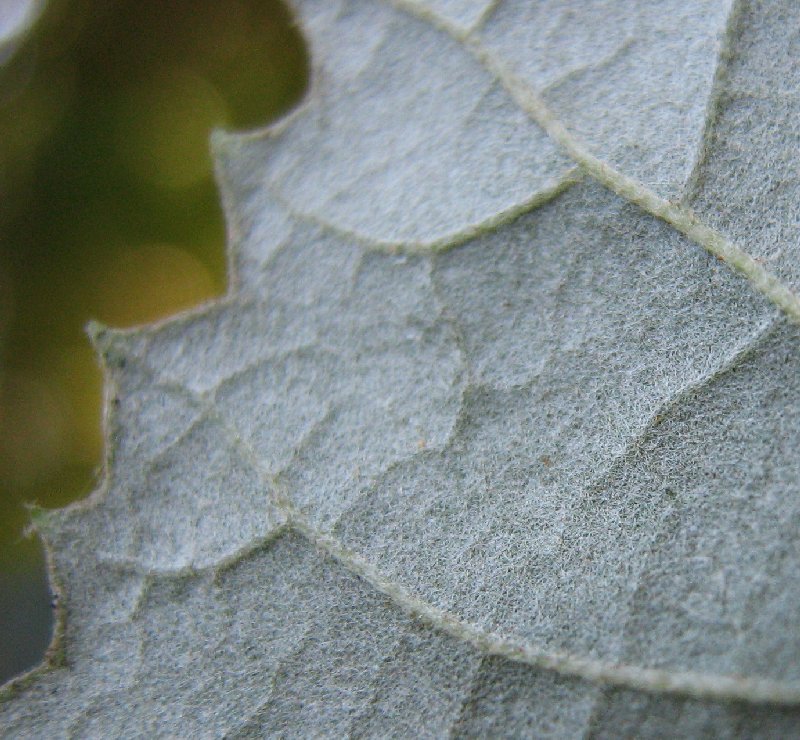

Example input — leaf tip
[24,502,50,529]
[210,127,236,158]
[85,321,133,371]
[85,319,110,346]
[23,502,67,543]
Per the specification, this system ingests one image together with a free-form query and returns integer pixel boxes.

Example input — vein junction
[85,312,799,709]
[138,369,800,708]
[393,0,800,327]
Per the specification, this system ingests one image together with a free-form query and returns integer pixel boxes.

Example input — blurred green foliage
[0,0,307,683]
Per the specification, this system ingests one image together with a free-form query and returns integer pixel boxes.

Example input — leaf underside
[5,0,800,736]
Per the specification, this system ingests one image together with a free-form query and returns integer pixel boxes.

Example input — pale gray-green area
[688,0,800,291]
[3,0,800,737]
[412,0,492,33]
[478,0,733,196]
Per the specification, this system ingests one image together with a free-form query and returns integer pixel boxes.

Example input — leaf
[4,0,800,735]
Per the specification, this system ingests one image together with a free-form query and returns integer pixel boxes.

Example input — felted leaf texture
[4,0,800,736]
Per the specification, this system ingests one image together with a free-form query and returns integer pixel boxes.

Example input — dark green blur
[0,0,307,683]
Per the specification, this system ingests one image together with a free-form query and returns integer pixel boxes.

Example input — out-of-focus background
[0,0,307,683]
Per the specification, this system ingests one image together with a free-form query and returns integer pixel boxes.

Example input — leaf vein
[392,0,800,326]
